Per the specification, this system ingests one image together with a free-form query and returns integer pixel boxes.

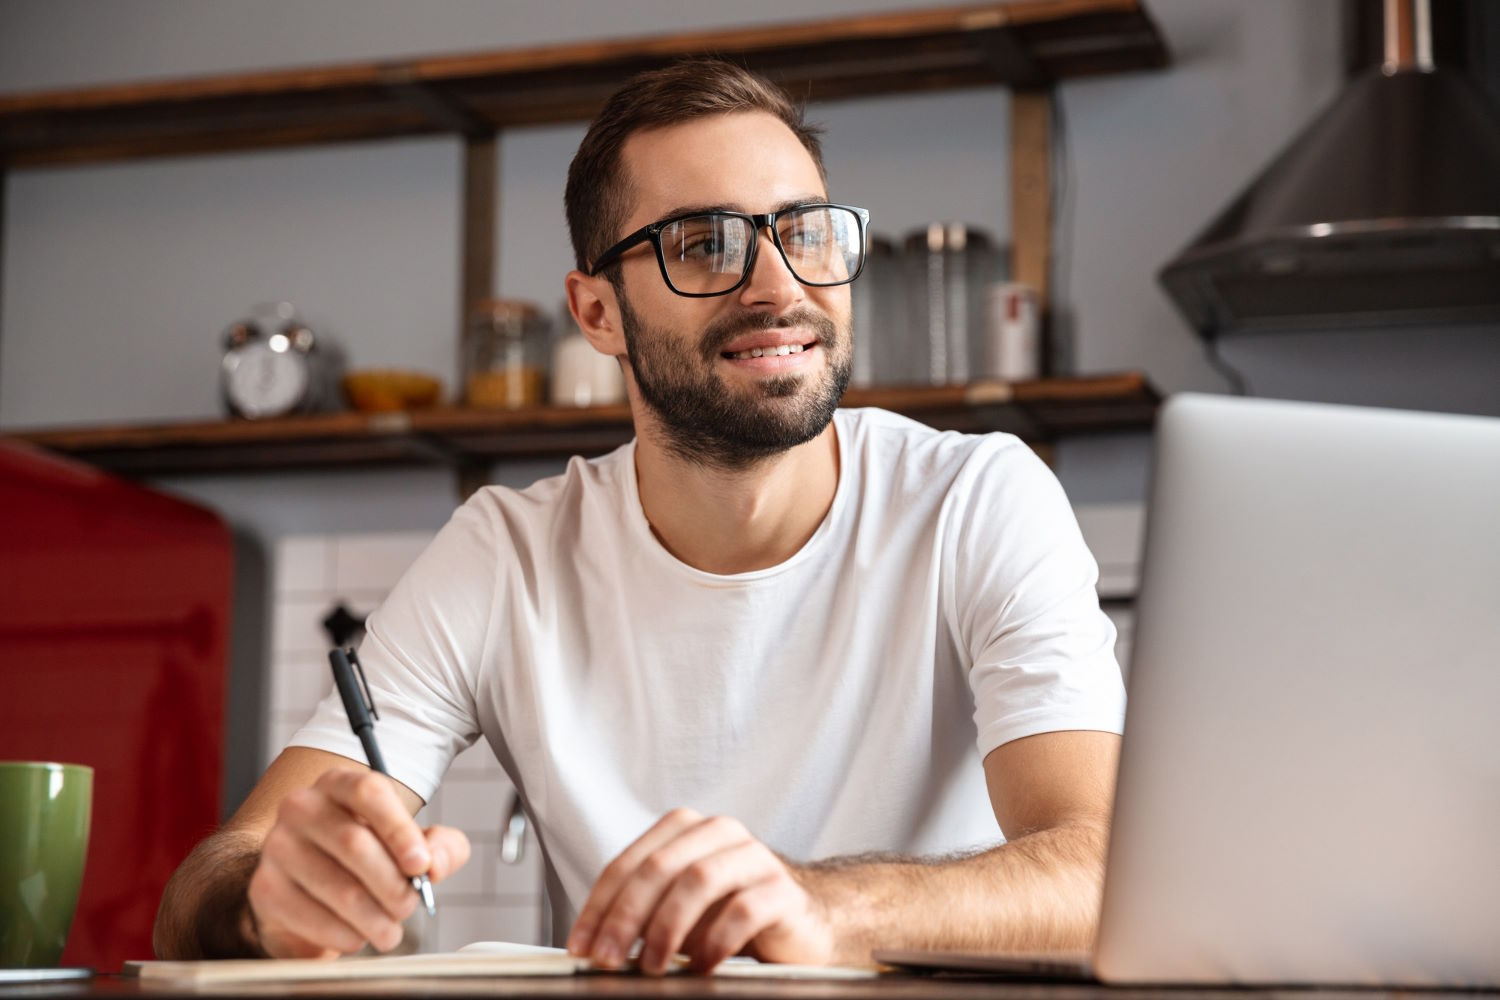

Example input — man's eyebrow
[654,196,830,220]
[656,203,729,220]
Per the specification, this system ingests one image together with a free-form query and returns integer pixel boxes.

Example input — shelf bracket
[1009,88,1054,372]
[460,133,499,398]
[379,67,493,137]
[971,25,1047,87]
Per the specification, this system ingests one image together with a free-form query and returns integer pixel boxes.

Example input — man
[154,60,1124,974]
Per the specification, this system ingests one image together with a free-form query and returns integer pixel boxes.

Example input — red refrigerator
[0,440,232,970]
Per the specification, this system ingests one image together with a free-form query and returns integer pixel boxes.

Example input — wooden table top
[4,971,1494,1000]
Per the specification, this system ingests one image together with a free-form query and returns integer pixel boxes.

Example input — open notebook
[125,942,882,984]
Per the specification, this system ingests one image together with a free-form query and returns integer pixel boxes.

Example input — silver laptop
[879,393,1500,987]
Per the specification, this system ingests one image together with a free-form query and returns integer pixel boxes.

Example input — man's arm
[152,746,470,960]
[565,729,1118,973]
[803,729,1119,957]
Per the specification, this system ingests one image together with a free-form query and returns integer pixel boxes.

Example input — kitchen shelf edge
[5,374,1160,478]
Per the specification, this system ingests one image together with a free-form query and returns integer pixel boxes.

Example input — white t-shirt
[291,407,1125,937]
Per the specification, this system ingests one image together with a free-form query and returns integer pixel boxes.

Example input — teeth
[728,343,808,360]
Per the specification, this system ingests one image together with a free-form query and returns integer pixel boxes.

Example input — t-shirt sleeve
[947,439,1127,759]
[286,502,497,803]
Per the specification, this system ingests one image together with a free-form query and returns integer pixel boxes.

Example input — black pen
[328,646,437,917]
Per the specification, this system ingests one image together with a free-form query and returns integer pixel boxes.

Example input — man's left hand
[565,808,837,974]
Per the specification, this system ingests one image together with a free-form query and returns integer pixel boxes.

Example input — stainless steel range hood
[1159,0,1500,338]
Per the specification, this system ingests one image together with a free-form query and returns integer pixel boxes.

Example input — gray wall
[8,0,1499,809]
[3,0,1498,570]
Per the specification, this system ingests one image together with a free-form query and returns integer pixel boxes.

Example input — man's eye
[783,226,829,249]
[682,235,726,260]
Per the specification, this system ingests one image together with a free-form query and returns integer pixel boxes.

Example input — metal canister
[902,224,1008,385]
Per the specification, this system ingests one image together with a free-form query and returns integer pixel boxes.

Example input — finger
[290,842,410,953]
[566,808,703,957]
[315,769,432,875]
[422,825,472,882]
[248,859,347,958]
[263,821,411,952]
[691,878,789,973]
[679,896,730,959]
[639,840,779,975]
[279,788,419,922]
[588,815,756,969]
[248,852,369,957]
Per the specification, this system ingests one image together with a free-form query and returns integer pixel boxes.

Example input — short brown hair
[565,59,826,275]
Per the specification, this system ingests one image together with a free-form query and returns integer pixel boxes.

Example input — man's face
[609,111,854,468]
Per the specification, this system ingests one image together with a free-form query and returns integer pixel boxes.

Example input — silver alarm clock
[220,302,338,419]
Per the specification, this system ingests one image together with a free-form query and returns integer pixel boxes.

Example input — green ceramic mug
[0,762,92,968]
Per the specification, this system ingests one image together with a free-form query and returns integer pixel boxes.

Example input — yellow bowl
[342,370,444,412]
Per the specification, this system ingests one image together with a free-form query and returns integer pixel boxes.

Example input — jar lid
[903,223,993,253]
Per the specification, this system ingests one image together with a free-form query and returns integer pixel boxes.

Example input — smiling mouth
[721,342,817,361]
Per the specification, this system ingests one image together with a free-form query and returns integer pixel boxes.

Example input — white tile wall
[1104,605,1136,680]
[1075,503,1145,601]
[275,536,333,593]
[438,775,508,835]
[270,651,334,717]
[331,533,435,594]
[267,531,546,949]
[1075,503,1143,679]
[438,847,493,899]
[270,594,345,657]
[450,740,506,778]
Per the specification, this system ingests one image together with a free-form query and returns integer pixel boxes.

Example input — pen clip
[344,646,379,720]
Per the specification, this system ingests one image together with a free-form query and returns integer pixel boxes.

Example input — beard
[618,290,852,470]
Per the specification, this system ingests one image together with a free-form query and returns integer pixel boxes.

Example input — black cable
[1204,337,1252,396]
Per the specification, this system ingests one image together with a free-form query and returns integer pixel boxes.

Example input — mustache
[699,308,838,360]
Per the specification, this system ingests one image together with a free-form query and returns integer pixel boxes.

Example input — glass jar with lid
[464,298,552,409]
[850,236,913,387]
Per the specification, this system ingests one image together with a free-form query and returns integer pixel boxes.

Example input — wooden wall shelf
[0,3,1169,495]
[0,1,1167,168]
[7,374,1159,478]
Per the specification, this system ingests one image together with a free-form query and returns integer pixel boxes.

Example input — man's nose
[737,227,804,310]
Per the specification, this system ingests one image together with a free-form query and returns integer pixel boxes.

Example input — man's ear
[564,270,626,357]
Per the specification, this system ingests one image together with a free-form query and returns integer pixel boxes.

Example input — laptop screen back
[1094,394,1500,988]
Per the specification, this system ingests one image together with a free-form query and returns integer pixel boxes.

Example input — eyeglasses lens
[661,216,752,294]
[778,207,859,285]
[660,207,863,294]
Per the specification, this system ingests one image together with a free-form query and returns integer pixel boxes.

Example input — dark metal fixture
[1159,0,1500,338]
[321,602,368,649]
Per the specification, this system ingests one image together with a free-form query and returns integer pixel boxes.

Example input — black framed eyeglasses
[588,203,870,297]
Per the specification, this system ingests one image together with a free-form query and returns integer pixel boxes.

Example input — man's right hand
[245,767,471,958]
